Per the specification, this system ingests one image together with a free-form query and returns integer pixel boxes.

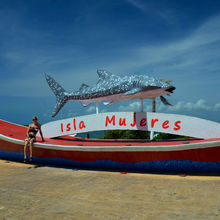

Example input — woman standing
[24,116,44,162]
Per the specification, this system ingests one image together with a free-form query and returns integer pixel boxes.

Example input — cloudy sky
[0,0,220,125]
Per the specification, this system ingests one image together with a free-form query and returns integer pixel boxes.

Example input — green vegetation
[102,130,150,139]
[102,130,190,140]
[154,133,190,140]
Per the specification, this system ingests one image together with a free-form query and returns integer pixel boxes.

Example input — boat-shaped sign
[41,112,220,139]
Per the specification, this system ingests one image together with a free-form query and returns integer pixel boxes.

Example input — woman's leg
[29,139,34,161]
[24,139,29,161]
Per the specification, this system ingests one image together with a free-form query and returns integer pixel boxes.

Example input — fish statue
[45,70,175,117]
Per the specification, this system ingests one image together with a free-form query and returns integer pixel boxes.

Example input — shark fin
[52,98,68,117]
[80,100,92,107]
[45,74,66,96]
[79,83,89,91]
[160,96,172,106]
[97,69,114,80]
[108,101,117,106]
[45,74,68,117]
[123,88,142,96]
[103,100,114,105]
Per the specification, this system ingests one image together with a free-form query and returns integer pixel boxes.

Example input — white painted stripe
[1,134,220,152]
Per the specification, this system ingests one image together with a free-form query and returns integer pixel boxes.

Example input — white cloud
[84,105,109,114]
[118,100,153,112]
[67,110,77,118]
[127,0,178,24]
[118,99,220,113]
[118,101,140,111]
[139,15,220,71]
[101,109,108,113]
[103,14,220,85]
[214,103,220,111]
[127,0,145,12]
[86,105,96,113]
[159,99,219,112]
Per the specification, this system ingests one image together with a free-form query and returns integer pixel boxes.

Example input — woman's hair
[32,116,38,121]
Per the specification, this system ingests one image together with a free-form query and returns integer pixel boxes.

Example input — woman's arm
[38,124,45,142]
[26,125,30,138]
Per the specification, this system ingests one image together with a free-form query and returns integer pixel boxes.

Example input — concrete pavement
[0,159,220,220]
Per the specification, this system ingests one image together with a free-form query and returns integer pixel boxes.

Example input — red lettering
[79,121,86,129]
[174,121,181,131]
[162,120,169,129]
[130,112,136,127]
[151,118,159,128]
[61,123,64,132]
[66,123,71,132]
[105,115,116,127]
[73,119,76,130]
[119,118,127,126]
[140,118,146,127]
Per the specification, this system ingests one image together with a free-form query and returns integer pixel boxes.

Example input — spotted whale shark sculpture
[45,70,175,117]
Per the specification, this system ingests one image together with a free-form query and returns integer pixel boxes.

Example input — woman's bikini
[26,126,39,141]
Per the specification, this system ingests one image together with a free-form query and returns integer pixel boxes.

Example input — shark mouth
[165,86,176,93]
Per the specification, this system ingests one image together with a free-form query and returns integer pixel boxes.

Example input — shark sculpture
[45,70,175,117]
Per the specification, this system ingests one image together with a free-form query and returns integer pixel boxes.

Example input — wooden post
[150,98,156,140]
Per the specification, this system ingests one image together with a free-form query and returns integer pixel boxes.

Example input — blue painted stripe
[1,149,220,172]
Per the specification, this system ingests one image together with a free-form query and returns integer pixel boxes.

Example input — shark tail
[45,74,69,117]
[160,96,172,106]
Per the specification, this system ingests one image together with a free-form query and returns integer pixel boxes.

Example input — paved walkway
[0,159,220,220]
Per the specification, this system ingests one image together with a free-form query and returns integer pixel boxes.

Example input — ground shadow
[2,157,220,177]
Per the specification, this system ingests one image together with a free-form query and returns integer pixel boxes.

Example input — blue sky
[0,0,220,125]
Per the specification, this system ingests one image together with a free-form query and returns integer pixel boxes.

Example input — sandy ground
[0,159,220,220]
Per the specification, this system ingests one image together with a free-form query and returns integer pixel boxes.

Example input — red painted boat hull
[1,120,220,172]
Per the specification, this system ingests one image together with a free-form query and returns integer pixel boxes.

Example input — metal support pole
[150,97,156,140]
[152,97,156,113]
[96,101,99,114]
[140,98,143,112]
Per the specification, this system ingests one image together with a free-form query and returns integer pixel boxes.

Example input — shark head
[138,77,176,105]
[131,74,176,95]
[158,78,176,93]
